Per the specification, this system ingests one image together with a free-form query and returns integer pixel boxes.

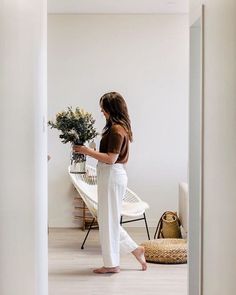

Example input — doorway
[47,3,203,295]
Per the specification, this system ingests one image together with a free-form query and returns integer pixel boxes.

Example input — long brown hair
[100,92,133,142]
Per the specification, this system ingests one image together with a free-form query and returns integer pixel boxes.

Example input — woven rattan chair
[69,165,150,249]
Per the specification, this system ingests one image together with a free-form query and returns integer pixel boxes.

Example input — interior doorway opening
[47,2,203,295]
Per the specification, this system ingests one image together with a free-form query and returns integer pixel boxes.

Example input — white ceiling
[48,0,189,14]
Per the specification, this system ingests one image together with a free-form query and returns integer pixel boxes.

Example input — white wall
[189,1,236,295]
[0,1,48,295]
[48,14,189,228]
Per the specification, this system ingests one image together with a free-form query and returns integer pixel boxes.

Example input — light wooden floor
[49,228,187,295]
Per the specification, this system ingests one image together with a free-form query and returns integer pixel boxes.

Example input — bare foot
[132,246,147,271]
[93,266,120,274]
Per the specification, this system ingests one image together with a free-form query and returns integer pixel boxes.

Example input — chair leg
[81,218,95,249]
[120,215,123,225]
[143,213,150,240]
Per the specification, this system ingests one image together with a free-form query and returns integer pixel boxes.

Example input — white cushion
[178,182,188,236]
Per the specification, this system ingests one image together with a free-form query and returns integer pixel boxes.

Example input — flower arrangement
[48,107,98,173]
[48,107,98,145]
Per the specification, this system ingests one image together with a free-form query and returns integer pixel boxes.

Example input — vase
[69,151,86,174]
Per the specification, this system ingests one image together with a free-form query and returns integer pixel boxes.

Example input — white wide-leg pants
[97,162,138,267]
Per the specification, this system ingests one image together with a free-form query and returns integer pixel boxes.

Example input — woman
[73,92,147,274]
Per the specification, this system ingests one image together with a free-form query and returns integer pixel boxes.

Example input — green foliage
[48,107,98,145]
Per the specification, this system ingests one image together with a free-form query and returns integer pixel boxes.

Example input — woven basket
[141,239,187,264]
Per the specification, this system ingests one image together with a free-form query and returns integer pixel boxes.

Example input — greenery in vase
[48,107,98,145]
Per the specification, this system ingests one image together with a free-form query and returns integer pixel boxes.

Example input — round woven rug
[141,238,187,264]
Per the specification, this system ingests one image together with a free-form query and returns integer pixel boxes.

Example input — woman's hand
[73,144,118,164]
[73,145,90,155]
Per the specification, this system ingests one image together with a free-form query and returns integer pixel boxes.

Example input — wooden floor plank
[49,228,187,295]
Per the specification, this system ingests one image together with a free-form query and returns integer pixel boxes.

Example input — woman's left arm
[73,145,118,164]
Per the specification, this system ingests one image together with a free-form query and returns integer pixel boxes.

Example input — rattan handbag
[154,211,182,239]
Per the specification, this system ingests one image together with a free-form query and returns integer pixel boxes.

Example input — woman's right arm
[73,145,118,164]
